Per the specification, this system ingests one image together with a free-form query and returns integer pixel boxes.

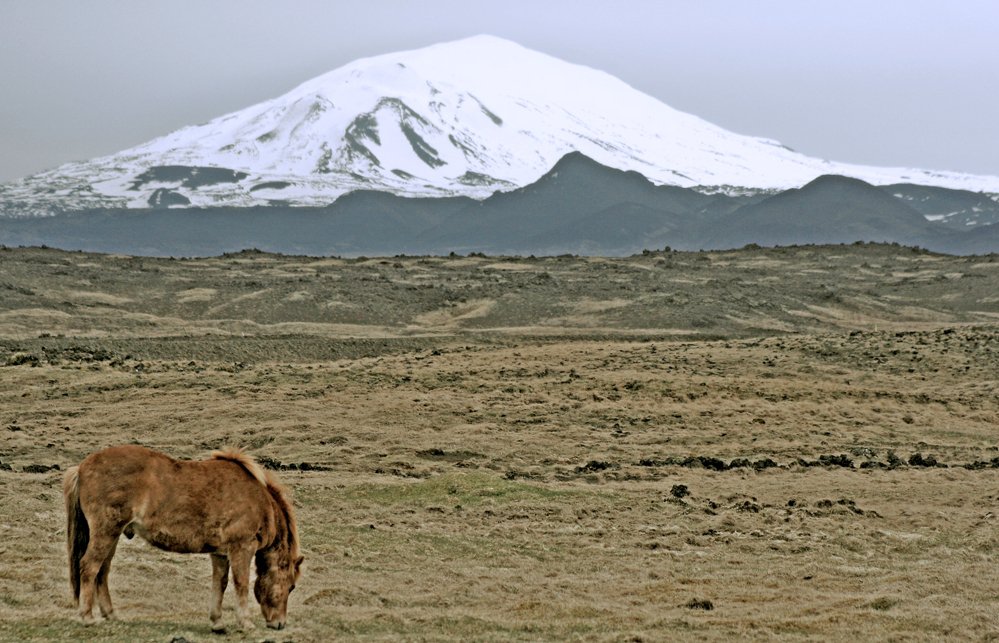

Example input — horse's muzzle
[266,621,286,630]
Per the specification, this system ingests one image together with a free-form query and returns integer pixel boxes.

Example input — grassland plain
[0,244,997,641]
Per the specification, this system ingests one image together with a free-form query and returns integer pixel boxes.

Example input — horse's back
[78,445,174,491]
[82,444,171,466]
[78,445,268,502]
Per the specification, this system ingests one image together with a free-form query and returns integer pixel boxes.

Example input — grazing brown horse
[63,445,303,631]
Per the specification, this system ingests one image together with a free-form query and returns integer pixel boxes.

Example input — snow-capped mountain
[3,34,998,217]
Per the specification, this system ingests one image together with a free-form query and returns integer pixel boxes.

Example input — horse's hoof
[80,615,96,626]
[210,623,226,635]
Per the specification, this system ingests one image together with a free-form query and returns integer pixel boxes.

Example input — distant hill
[412,152,717,255]
[698,175,943,249]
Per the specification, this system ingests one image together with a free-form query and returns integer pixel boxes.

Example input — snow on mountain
[3,34,998,217]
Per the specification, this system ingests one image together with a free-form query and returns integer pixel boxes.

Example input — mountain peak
[802,174,874,189]
[417,34,531,54]
[793,174,913,208]
[538,151,655,188]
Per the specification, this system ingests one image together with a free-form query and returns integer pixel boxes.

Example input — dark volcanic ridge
[2,153,998,257]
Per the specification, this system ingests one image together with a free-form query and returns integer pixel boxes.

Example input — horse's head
[254,549,304,629]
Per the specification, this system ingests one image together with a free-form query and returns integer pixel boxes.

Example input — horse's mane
[268,474,301,561]
[211,447,268,487]
[211,447,300,559]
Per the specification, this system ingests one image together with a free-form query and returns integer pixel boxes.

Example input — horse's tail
[63,465,89,602]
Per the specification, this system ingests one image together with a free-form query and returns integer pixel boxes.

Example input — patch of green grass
[0,593,23,607]
[869,596,900,611]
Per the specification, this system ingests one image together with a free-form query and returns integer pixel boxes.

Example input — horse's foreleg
[209,553,230,632]
[77,532,119,623]
[94,538,119,620]
[228,547,255,631]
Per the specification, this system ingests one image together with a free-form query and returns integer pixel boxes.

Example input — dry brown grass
[1,246,998,640]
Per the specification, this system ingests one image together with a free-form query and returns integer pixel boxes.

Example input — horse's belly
[127,520,215,554]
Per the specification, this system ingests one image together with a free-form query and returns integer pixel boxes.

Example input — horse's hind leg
[78,532,120,623]
[209,553,230,632]
[95,538,119,619]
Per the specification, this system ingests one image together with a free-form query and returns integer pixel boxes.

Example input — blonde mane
[211,447,268,487]
[267,475,301,561]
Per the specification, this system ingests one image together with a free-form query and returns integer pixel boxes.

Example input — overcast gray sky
[1,0,996,183]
